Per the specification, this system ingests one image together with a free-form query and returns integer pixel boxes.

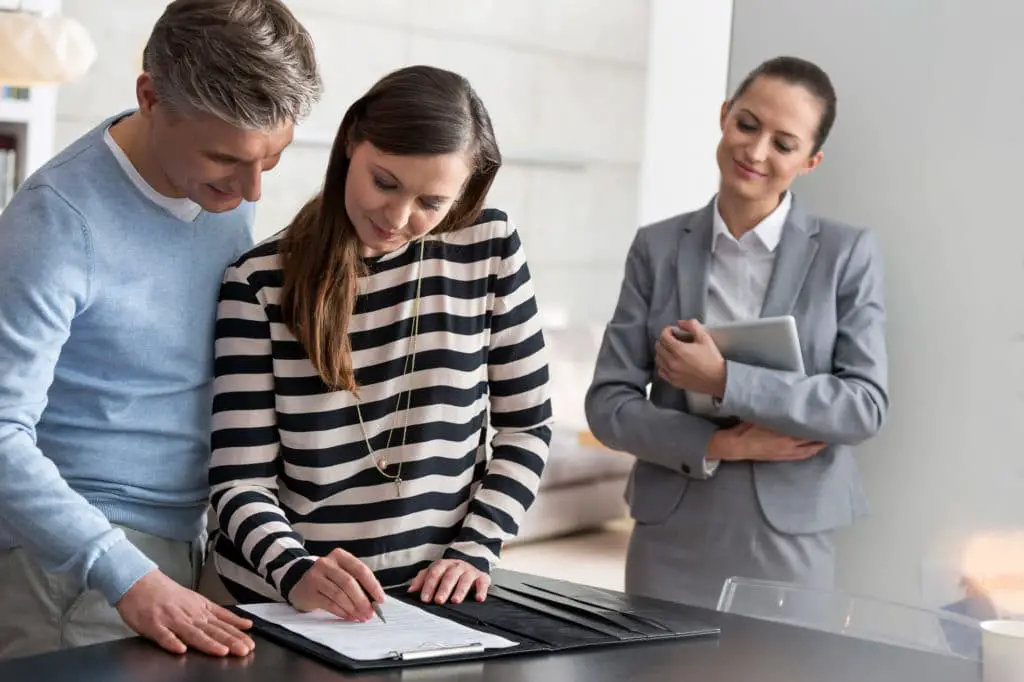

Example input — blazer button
[681,464,691,475]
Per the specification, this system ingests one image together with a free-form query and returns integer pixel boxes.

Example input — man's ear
[136,73,158,116]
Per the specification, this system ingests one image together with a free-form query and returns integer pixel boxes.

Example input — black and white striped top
[208,209,553,603]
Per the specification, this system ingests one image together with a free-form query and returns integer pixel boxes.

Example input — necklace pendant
[379,455,389,470]
[394,477,402,497]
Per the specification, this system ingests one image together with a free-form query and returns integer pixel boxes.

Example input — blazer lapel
[759,200,820,318]
[676,201,715,323]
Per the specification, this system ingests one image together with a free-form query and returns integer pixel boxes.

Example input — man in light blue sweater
[0,0,320,660]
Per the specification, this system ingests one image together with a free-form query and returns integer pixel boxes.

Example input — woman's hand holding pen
[290,548,386,622]
[655,320,727,397]
[708,423,826,462]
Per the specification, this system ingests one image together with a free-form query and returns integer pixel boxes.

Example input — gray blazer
[585,197,889,535]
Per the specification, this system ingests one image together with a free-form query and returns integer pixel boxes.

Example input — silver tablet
[703,314,805,374]
[672,315,805,415]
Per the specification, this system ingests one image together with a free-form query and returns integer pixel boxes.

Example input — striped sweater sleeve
[443,223,554,572]
[209,264,314,600]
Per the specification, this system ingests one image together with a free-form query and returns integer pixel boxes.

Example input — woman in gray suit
[585,56,889,609]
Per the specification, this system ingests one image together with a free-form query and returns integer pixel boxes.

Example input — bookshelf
[0,85,57,212]
[0,94,35,123]
[0,0,62,212]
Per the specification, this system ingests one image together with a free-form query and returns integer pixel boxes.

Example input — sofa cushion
[539,428,632,491]
[543,325,607,433]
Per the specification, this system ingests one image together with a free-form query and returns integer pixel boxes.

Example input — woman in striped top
[204,66,553,622]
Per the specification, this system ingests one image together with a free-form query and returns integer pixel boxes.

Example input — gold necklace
[353,239,425,498]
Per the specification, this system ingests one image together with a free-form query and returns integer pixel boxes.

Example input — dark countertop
[0,570,980,682]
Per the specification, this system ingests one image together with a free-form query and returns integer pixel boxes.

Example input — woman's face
[345,141,473,258]
[716,75,824,204]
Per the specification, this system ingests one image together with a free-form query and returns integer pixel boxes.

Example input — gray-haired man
[0,0,321,659]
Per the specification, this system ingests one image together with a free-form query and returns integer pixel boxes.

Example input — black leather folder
[233,571,720,672]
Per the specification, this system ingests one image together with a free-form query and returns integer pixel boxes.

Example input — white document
[238,599,518,661]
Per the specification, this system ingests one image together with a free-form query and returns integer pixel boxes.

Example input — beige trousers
[0,526,200,661]
[197,555,238,606]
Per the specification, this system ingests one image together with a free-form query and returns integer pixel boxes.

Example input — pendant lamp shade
[0,10,96,86]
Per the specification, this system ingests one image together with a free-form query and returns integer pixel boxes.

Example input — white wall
[729,0,1024,609]
[55,0,651,326]
[637,0,732,225]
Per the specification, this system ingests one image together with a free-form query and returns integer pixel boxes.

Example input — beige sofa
[508,324,631,545]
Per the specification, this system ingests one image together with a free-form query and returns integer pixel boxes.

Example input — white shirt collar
[103,126,202,222]
[712,191,792,252]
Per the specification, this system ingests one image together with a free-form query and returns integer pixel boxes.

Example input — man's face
[139,76,293,212]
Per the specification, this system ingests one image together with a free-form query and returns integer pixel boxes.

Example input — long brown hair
[279,65,502,393]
